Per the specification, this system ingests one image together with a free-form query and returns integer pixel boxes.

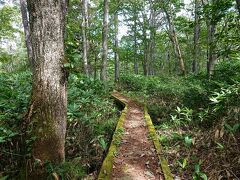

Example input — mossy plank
[144,106,173,180]
[98,95,128,180]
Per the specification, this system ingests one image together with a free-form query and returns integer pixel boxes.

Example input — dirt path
[111,93,164,180]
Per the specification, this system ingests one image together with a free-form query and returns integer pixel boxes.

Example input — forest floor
[110,92,164,180]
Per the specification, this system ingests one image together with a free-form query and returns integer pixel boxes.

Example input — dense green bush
[66,74,117,173]
[0,71,31,178]
[119,73,207,123]
[119,60,240,127]
[213,60,240,85]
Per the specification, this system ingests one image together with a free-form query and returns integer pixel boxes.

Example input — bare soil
[111,93,164,180]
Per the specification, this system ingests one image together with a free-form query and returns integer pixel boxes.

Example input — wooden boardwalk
[98,92,173,180]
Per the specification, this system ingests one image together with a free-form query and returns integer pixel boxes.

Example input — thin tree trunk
[202,0,217,78]
[20,0,32,69]
[149,0,157,75]
[27,0,67,178]
[134,33,138,74]
[100,0,109,81]
[192,0,200,73]
[142,12,149,76]
[94,51,98,80]
[207,24,216,77]
[164,5,186,75]
[114,12,120,82]
[82,0,89,76]
[133,1,138,74]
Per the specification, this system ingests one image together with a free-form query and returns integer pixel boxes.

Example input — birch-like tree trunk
[114,12,120,82]
[27,0,67,178]
[20,0,32,69]
[163,5,186,75]
[192,0,200,73]
[82,0,89,76]
[100,0,109,81]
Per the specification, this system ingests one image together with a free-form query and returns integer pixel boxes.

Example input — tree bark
[192,0,201,73]
[114,12,120,82]
[82,0,89,76]
[27,0,67,178]
[163,4,186,75]
[20,0,32,69]
[100,0,109,81]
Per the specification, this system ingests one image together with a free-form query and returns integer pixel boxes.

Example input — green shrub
[0,71,31,177]
[213,60,240,85]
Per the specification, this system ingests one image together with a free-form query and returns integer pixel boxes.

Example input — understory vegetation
[118,60,240,179]
[0,72,118,179]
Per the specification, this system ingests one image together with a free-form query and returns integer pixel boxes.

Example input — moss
[98,95,128,180]
[144,106,173,180]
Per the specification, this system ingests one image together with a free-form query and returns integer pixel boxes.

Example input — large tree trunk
[27,0,67,178]
[114,12,120,82]
[20,0,32,69]
[192,0,201,73]
[82,0,89,76]
[163,5,186,75]
[100,0,109,81]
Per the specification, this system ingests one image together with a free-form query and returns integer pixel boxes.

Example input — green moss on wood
[98,95,128,180]
[144,106,173,180]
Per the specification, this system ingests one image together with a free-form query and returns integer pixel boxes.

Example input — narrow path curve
[110,92,164,179]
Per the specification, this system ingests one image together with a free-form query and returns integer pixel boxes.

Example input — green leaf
[0,137,6,143]
[184,136,192,147]
[199,172,208,180]
[216,142,224,150]
[64,63,71,68]
[194,164,200,174]
[233,123,240,132]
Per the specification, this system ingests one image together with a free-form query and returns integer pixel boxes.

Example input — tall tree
[133,6,138,74]
[162,2,186,75]
[142,10,149,76]
[20,0,32,68]
[101,0,109,81]
[114,12,120,82]
[27,0,67,178]
[202,0,217,77]
[148,0,157,75]
[82,0,89,76]
[192,0,201,72]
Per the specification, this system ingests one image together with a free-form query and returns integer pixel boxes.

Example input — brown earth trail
[110,92,164,180]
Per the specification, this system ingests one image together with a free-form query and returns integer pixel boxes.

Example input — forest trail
[98,92,172,180]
